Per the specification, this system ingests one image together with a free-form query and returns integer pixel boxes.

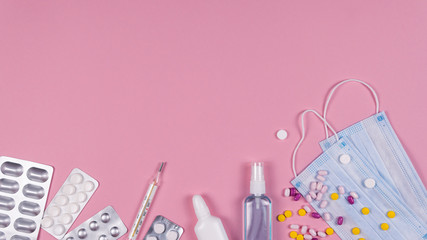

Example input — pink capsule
[294,193,302,201]
[350,191,359,199]
[310,182,317,191]
[311,212,321,218]
[316,192,323,200]
[338,186,345,194]
[347,195,355,204]
[316,175,326,182]
[318,170,328,176]
[320,185,328,193]
[319,200,328,208]
[337,216,344,225]
[290,188,297,196]
[323,212,331,221]
[309,191,317,199]
[316,182,323,191]
[306,194,313,203]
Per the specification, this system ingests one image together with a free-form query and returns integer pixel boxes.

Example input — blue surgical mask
[290,109,427,239]
[320,79,427,223]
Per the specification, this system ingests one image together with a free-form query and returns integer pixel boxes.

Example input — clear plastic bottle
[243,162,272,240]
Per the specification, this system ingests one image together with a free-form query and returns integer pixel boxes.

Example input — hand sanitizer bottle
[193,195,229,240]
[243,162,272,240]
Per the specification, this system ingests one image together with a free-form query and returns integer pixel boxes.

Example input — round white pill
[62,184,76,195]
[55,195,69,206]
[364,178,376,188]
[60,214,73,225]
[154,223,166,234]
[147,236,158,240]
[70,173,84,184]
[42,217,54,228]
[66,203,80,214]
[47,206,61,217]
[77,192,88,202]
[53,225,66,236]
[276,129,288,140]
[166,230,179,240]
[339,154,351,164]
[84,181,95,192]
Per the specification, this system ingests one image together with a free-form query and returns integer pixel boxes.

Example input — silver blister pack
[143,215,184,240]
[63,205,127,240]
[0,156,54,240]
[42,168,99,239]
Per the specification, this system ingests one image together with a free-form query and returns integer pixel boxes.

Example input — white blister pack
[42,168,99,239]
[63,205,127,240]
[143,215,184,240]
[0,156,54,240]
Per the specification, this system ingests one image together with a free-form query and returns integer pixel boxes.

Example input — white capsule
[306,194,313,203]
[303,205,312,213]
[323,212,332,221]
[309,228,317,236]
[310,182,317,191]
[309,191,317,199]
[338,186,345,194]
[319,200,328,208]
[350,191,359,199]
[316,175,326,182]
[316,182,323,191]
[301,225,308,234]
[318,170,328,176]
[316,192,323,200]
[304,234,313,240]
[284,188,290,197]
[289,224,300,229]
[318,231,327,237]
[320,185,328,193]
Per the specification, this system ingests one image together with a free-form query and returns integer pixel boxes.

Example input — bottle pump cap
[250,162,266,195]
[193,195,211,220]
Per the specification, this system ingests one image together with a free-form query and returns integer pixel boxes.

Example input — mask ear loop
[292,109,339,178]
[323,79,380,139]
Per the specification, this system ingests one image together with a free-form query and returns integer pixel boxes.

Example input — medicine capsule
[298,208,307,216]
[350,191,359,199]
[338,186,345,194]
[289,231,298,238]
[277,214,286,222]
[284,210,293,218]
[290,188,297,196]
[306,194,313,203]
[347,195,355,205]
[319,200,328,208]
[316,192,323,200]
[284,188,291,197]
[337,216,344,225]
[320,185,328,193]
[303,205,311,213]
[316,175,326,182]
[352,227,361,235]
[309,228,317,236]
[304,234,313,239]
[310,182,317,191]
[318,170,328,176]
[325,227,334,235]
[301,225,308,234]
[311,212,321,219]
[309,191,317,199]
[316,182,323,191]
[289,224,300,229]
[294,193,302,201]
[317,231,327,237]
[312,238,319,240]
[323,212,331,221]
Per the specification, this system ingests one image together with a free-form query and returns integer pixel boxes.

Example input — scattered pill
[330,193,339,200]
[289,224,300,230]
[294,193,302,201]
[361,207,370,215]
[311,212,321,219]
[306,194,313,203]
[316,192,323,200]
[284,188,291,197]
[380,223,389,231]
[289,231,298,238]
[309,228,317,236]
[318,170,328,176]
[316,175,326,182]
[301,225,308,234]
[320,185,328,193]
[277,214,286,222]
[297,234,304,240]
[303,205,311,213]
[316,182,323,191]
[364,178,376,188]
[359,239,366,240]
[276,129,288,140]
[352,227,361,235]
[347,195,355,205]
[310,182,317,191]
[387,211,396,219]
[304,234,313,239]
[312,238,319,240]
[339,154,351,164]
[284,210,293,218]
[323,212,331,221]
[325,227,334,235]
[338,186,345,194]
[290,188,297,196]
[337,216,344,225]
[350,191,359,199]
[309,191,317,199]
[317,231,327,237]
[319,200,328,208]
[298,208,307,216]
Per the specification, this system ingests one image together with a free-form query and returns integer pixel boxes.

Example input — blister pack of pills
[42,168,99,239]
[143,215,184,240]
[0,156,54,240]
[63,205,127,240]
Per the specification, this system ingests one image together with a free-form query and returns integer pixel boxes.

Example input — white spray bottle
[193,195,229,240]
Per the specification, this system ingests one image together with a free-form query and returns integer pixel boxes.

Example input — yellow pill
[298,208,307,216]
[361,207,370,215]
[330,193,339,200]
[296,234,304,240]
[359,238,366,240]
[284,210,293,218]
[387,211,396,218]
[325,227,334,235]
[380,223,389,230]
[277,214,286,222]
[352,227,361,235]
[289,231,298,238]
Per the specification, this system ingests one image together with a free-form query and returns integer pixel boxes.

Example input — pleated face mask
[290,110,427,240]
[318,79,427,224]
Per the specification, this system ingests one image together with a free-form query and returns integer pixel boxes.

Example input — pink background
[1,1,427,239]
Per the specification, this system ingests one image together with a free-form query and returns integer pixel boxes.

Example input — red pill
[347,195,355,205]
[294,193,302,201]
[337,216,344,225]
[311,212,321,218]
